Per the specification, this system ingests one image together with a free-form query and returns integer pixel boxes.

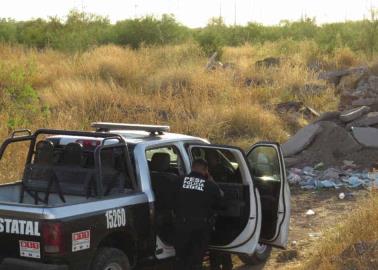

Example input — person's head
[191,159,209,178]
[206,150,219,168]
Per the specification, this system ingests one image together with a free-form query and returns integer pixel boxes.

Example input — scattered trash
[287,166,378,190]
[339,192,346,200]
[308,232,322,238]
[306,209,316,216]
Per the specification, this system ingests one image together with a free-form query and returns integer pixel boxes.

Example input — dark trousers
[174,220,211,270]
[209,251,233,270]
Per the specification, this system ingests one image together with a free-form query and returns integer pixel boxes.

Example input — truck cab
[0,123,290,270]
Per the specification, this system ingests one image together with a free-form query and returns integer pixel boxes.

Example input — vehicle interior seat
[101,148,125,195]
[149,152,178,244]
[54,143,94,197]
[21,140,56,203]
[253,164,280,239]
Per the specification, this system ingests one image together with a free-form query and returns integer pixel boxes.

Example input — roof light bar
[91,122,170,134]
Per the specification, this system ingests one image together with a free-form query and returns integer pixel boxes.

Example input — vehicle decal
[19,240,41,259]
[105,208,126,229]
[0,218,40,236]
[72,230,91,252]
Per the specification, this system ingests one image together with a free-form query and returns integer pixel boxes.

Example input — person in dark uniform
[209,251,233,270]
[173,159,223,270]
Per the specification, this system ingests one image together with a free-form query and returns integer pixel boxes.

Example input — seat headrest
[150,153,171,172]
[101,149,115,169]
[34,140,54,164]
[63,143,83,166]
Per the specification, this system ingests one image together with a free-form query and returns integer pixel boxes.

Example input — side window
[247,146,281,182]
[146,145,185,177]
[100,146,135,195]
[191,147,242,184]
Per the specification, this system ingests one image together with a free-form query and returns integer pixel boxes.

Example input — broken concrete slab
[351,98,378,107]
[255,57,281,68]
[282,123,322,157]
[339,106,370,123]
[319,66,368,85]
[352,127,378,148]
[337,72,365,94]
[346,112,378,129]
[315,111,341,123]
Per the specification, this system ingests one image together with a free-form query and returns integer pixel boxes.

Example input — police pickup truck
[0,123,290,270]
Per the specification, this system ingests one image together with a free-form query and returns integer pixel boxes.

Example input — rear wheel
[238,243,272,265]
[91,247,130,270]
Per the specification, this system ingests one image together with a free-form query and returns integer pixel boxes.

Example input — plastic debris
[339,192,346,200]
[344,176,364,188]
[306,209,315,216]
[314,162,325,170]
[319,180,337,188]
[288,166,378,190]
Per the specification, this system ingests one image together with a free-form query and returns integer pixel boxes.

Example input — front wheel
[91,247,130,270]
[238,243,272,265]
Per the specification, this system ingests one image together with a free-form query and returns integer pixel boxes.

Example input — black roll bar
[0,128,136,199]
[11,129,32,138]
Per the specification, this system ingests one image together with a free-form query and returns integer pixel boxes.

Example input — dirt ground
[234,187,370,270]
[142,187,369,270]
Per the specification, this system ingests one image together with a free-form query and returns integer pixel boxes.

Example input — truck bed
[0,183,90,206]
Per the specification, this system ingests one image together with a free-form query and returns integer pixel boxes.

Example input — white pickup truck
[0,123,290,270]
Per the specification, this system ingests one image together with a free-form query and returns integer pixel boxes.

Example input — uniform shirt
[174,171,223,221]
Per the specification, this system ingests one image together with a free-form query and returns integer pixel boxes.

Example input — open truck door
[188,145,262,255]
[246,142,291,248]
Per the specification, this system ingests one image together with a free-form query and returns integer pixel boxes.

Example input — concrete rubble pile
[318,65,378,110]
[282,108,378,189]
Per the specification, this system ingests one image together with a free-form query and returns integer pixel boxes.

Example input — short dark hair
[192,159,208,169]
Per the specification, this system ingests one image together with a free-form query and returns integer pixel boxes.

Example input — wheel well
[98,232,137,266]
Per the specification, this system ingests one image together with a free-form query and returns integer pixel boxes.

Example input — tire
[238,244,272,265]
[91,247,130,270]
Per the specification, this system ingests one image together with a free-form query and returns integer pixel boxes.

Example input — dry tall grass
[0,41,345,148]
[298,193,378,270]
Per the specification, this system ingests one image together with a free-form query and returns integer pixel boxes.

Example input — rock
[276,101,303,113]
[255,57,281,68]
[285,157,301,167]
[276,101,319,119]
[206,52,222,70]
[368,75,378,92]
[336,72,365,94]
[346,112,378,129]
[352,127,378,148]
[315,111,341,122]
[281,123,322,157]
[339,106,370,123]
[303,83,327,95]
[302,106,320,118]
[351,98,378,107]
[318,66,368,85]
[276,249,298,262]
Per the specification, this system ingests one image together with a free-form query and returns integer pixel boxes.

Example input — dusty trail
[235,188,369,270]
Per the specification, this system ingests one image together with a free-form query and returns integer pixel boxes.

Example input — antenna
[134,2,138,19]
[234,0,237,25]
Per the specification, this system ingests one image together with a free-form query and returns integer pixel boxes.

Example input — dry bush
[334,47,360,69]
[0,42,346,149]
